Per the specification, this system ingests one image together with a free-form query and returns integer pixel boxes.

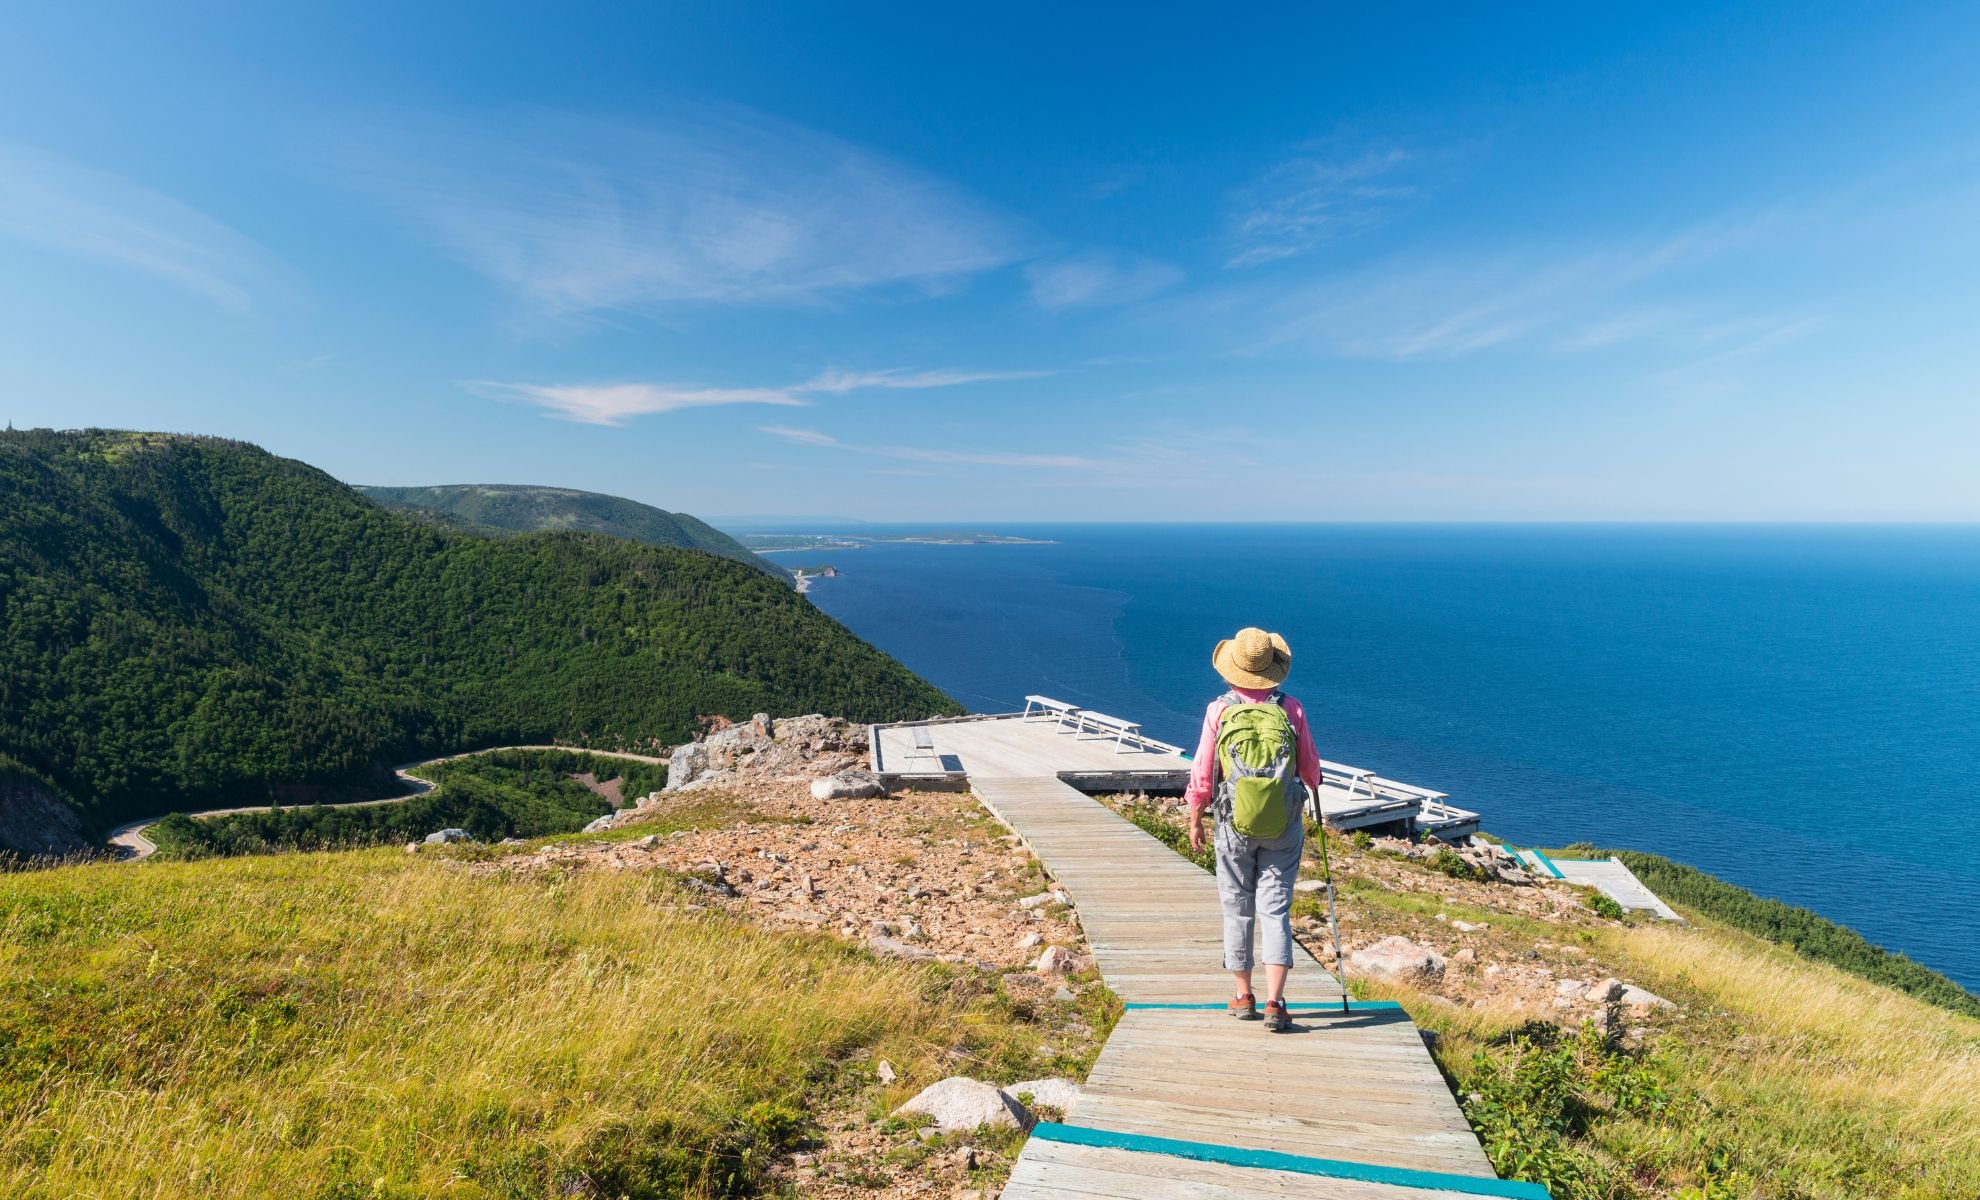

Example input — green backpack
[1214,692,1298,839]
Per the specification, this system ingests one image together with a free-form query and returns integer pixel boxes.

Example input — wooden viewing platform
[871,704,1481,841]
[873,700,1542,1197]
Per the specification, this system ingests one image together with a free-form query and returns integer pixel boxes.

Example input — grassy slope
[358,484,787,581]
[1113,803,1980,1199]
[0,843,1057,1199]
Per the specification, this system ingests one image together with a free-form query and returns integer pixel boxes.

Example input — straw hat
[1212,627,1291,690]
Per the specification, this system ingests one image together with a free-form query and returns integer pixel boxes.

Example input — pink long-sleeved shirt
[1184,688,1322,815]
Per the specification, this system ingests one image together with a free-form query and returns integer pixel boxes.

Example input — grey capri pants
[1213,791,1306,972]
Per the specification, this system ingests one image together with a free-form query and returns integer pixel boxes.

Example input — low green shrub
[1587,891,1626,921]
[1429,846,1483,882]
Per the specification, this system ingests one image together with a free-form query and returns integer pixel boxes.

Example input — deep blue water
[803,524,1980,992]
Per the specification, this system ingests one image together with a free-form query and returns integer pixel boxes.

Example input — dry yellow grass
[0,848,1051,1199]
[1377,908,1980,1198]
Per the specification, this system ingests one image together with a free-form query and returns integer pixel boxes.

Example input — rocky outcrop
[664,715,869,794]
[894,1077,1032,1132]
[0,769,88,859]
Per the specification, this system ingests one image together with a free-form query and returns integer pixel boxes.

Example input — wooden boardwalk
[972,775,1544,1199]
[1518,852,1683,922]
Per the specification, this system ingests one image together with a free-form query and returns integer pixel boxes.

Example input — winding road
[106,745,671,862]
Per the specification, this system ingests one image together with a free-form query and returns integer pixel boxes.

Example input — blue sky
[3,2,1978,521]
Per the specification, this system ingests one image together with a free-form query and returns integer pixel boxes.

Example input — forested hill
[358,483,785,580]
[0,429,958,849]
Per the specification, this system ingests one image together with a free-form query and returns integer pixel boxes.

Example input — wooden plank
[1004,1139,1505,1200]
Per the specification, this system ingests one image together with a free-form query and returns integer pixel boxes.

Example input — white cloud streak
[761,425,1097,469]
[0,140,278,310]
[1226,144,1416,268]
[323,105,1032,318]
[1188,212,1797,361]
[473,361,1043,426]
[800,367,1050,393]
[1026,251,1182,309]
[469,381,806,426]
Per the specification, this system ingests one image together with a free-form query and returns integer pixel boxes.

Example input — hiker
[1185,627,1322,1033]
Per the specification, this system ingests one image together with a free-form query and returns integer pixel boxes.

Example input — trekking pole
[1310,789,1351,1013]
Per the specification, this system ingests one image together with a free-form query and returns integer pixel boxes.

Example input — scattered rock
[1293,879,1325,893]
[1349,936,1446,984]
[1620,985,1675,1011]
[870,935,934,960]
[582,814,615,833]
[1586,977,1626,1003]
[404,841,421,855]
[1452,920,1486,933]
[810,769,886,801]
[1452,947,1478,965]
[1017,931,1043,949]
[1033,946,1079,976]
[1017,892,1054,910]
[424,828,472,844]
[1555,978,1587,997]
[876,1059,897,1084]
[1003,1077,1080,1112]
[894,1077,1032,1132]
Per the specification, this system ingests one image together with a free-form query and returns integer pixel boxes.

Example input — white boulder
[424,828,472,844]
[894,1077,1032,1132]
[1034,946,1078,976]
[1349,936,1446,984]
[1619,984,1675,1011]
[810,769,886,801]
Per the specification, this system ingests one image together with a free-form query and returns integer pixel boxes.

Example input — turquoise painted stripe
[1031,1122,1551,1199]
[1525,846,1567,879]
[1123,999,1403,1013]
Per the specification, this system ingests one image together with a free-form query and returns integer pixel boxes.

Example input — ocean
[802,524,1980,993]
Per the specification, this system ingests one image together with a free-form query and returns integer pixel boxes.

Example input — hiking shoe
[1227,993,1260,1020]
[1263,1000,1292,1033]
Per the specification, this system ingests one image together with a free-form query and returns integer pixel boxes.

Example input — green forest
[148,749,665,857]
[358,482,787,580]
[0,430,957,844]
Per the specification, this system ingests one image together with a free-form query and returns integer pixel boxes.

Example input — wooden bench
[1073,710,1143,752]
[1022,695,1082,729]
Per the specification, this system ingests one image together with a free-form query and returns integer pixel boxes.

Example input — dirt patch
[568,771,624,808]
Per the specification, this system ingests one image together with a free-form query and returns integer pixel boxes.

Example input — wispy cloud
[761,425,1097,469]
[1026,250,1182,309]
[470,381,806,426]
[323,105,1032,319]
[1226,143,1417,268]
[473,361,1043,425]
[0,140,278,310]
[799,367,1050,393]
[1198,212,1795,361]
